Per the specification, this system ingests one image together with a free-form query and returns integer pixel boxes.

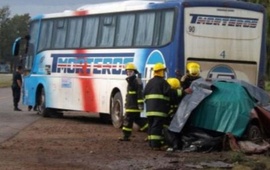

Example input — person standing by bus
[11,65,23,111]
[144,63,171,150]
[119,63,148,141]
[181,62,201,90]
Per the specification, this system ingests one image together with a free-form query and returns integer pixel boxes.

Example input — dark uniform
[181,75,200,90]
[162,78,183,151]
[11,66,22,111]
[120,75,148,141]
[181,62,201,91]
[144,76,171,149]
[164,88,183,151]
[166,88,182,125]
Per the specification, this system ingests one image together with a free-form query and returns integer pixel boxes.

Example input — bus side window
[66,18,83,48]
[52,19,68,49]
[98,16,116,47]
[115,14,135,47]
[81,16,99,48]
[38,20,53,52]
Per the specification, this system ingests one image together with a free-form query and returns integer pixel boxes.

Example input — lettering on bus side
[190,14,258,28]
[51,53,134,75]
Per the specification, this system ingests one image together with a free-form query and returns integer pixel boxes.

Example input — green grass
[265,81,270,92]
[0,74,12,88]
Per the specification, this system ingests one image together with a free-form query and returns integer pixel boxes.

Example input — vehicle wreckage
[167,78,270,153]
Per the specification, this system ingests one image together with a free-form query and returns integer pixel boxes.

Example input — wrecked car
[168,78,270,152]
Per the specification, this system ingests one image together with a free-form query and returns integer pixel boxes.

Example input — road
[0,88,269,169]
[0,87,40,143]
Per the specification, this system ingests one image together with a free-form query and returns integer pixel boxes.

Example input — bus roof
[77,0,264,13]
[32,0,264,20]
[77,0,164,11]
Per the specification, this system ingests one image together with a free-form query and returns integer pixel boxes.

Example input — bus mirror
[24,35,30,54]
[12,37,22,56]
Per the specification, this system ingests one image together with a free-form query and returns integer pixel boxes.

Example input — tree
[0,6,11,63]
[246,0,270,80]
[265,3,270,80]
[0,6,30,71]
[0,6,10,24]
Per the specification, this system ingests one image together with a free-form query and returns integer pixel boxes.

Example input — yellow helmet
[167,78,181,90]
[153,63,166,72]
[125,63,138,73]
[125,63,137,70]
[186,62,200,77]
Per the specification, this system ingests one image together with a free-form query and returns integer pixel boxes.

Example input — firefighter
[119,63,148,141]
[164,78,184,152]
[144,63,171,150]
[166,78,182,124]
[181,62,201,90]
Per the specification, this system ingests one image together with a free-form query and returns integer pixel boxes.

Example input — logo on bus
[51,53,134,75]
[144,50,166,80]
[190,14,258,28]
[207,65,236,80]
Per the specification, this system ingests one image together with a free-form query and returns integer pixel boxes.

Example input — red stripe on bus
[79,62,97,112]
[75,49,87,54]
[74,10,88,16]
[75,50,97,112]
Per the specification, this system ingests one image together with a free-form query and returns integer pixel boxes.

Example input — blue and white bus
[13,0,267,128]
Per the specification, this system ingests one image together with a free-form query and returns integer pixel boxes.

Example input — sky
[0,0,123,17]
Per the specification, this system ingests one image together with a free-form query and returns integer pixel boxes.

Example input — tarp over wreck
[169,78,270,137]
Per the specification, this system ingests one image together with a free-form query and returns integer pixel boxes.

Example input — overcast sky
[0,0,123,17]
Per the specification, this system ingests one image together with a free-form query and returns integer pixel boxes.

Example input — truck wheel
[111,92,123,128]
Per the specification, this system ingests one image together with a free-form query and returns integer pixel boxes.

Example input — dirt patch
[0,112,269,170]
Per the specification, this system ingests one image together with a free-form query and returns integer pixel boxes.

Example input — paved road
[0,87,41,143]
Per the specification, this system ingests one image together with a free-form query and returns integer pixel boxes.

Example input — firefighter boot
[118,136,130,141]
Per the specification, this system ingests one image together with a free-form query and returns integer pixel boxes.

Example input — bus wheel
[37,88,50,117]
[111,92,123,128]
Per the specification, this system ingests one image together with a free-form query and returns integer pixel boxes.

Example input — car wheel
[246,124,262,143]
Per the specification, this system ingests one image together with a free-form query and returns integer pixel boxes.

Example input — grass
[0,74,12,88]
[265,81,270,92]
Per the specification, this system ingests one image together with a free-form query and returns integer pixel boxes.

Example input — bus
[12,0,267,128]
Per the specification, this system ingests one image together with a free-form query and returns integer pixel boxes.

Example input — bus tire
[37,88,50,117]
[111,92,123,129]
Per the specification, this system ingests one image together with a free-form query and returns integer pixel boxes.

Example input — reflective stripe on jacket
[125,75,144,113]
[144,76,171,117]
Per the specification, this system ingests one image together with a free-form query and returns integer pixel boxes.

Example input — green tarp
[190,81,256,137]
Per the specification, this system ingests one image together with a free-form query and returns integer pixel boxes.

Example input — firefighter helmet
[153,63,166,72]
[186,62,200,77]
[167,78,181,90]
[125,63,137,70]
[125,63,138,73]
